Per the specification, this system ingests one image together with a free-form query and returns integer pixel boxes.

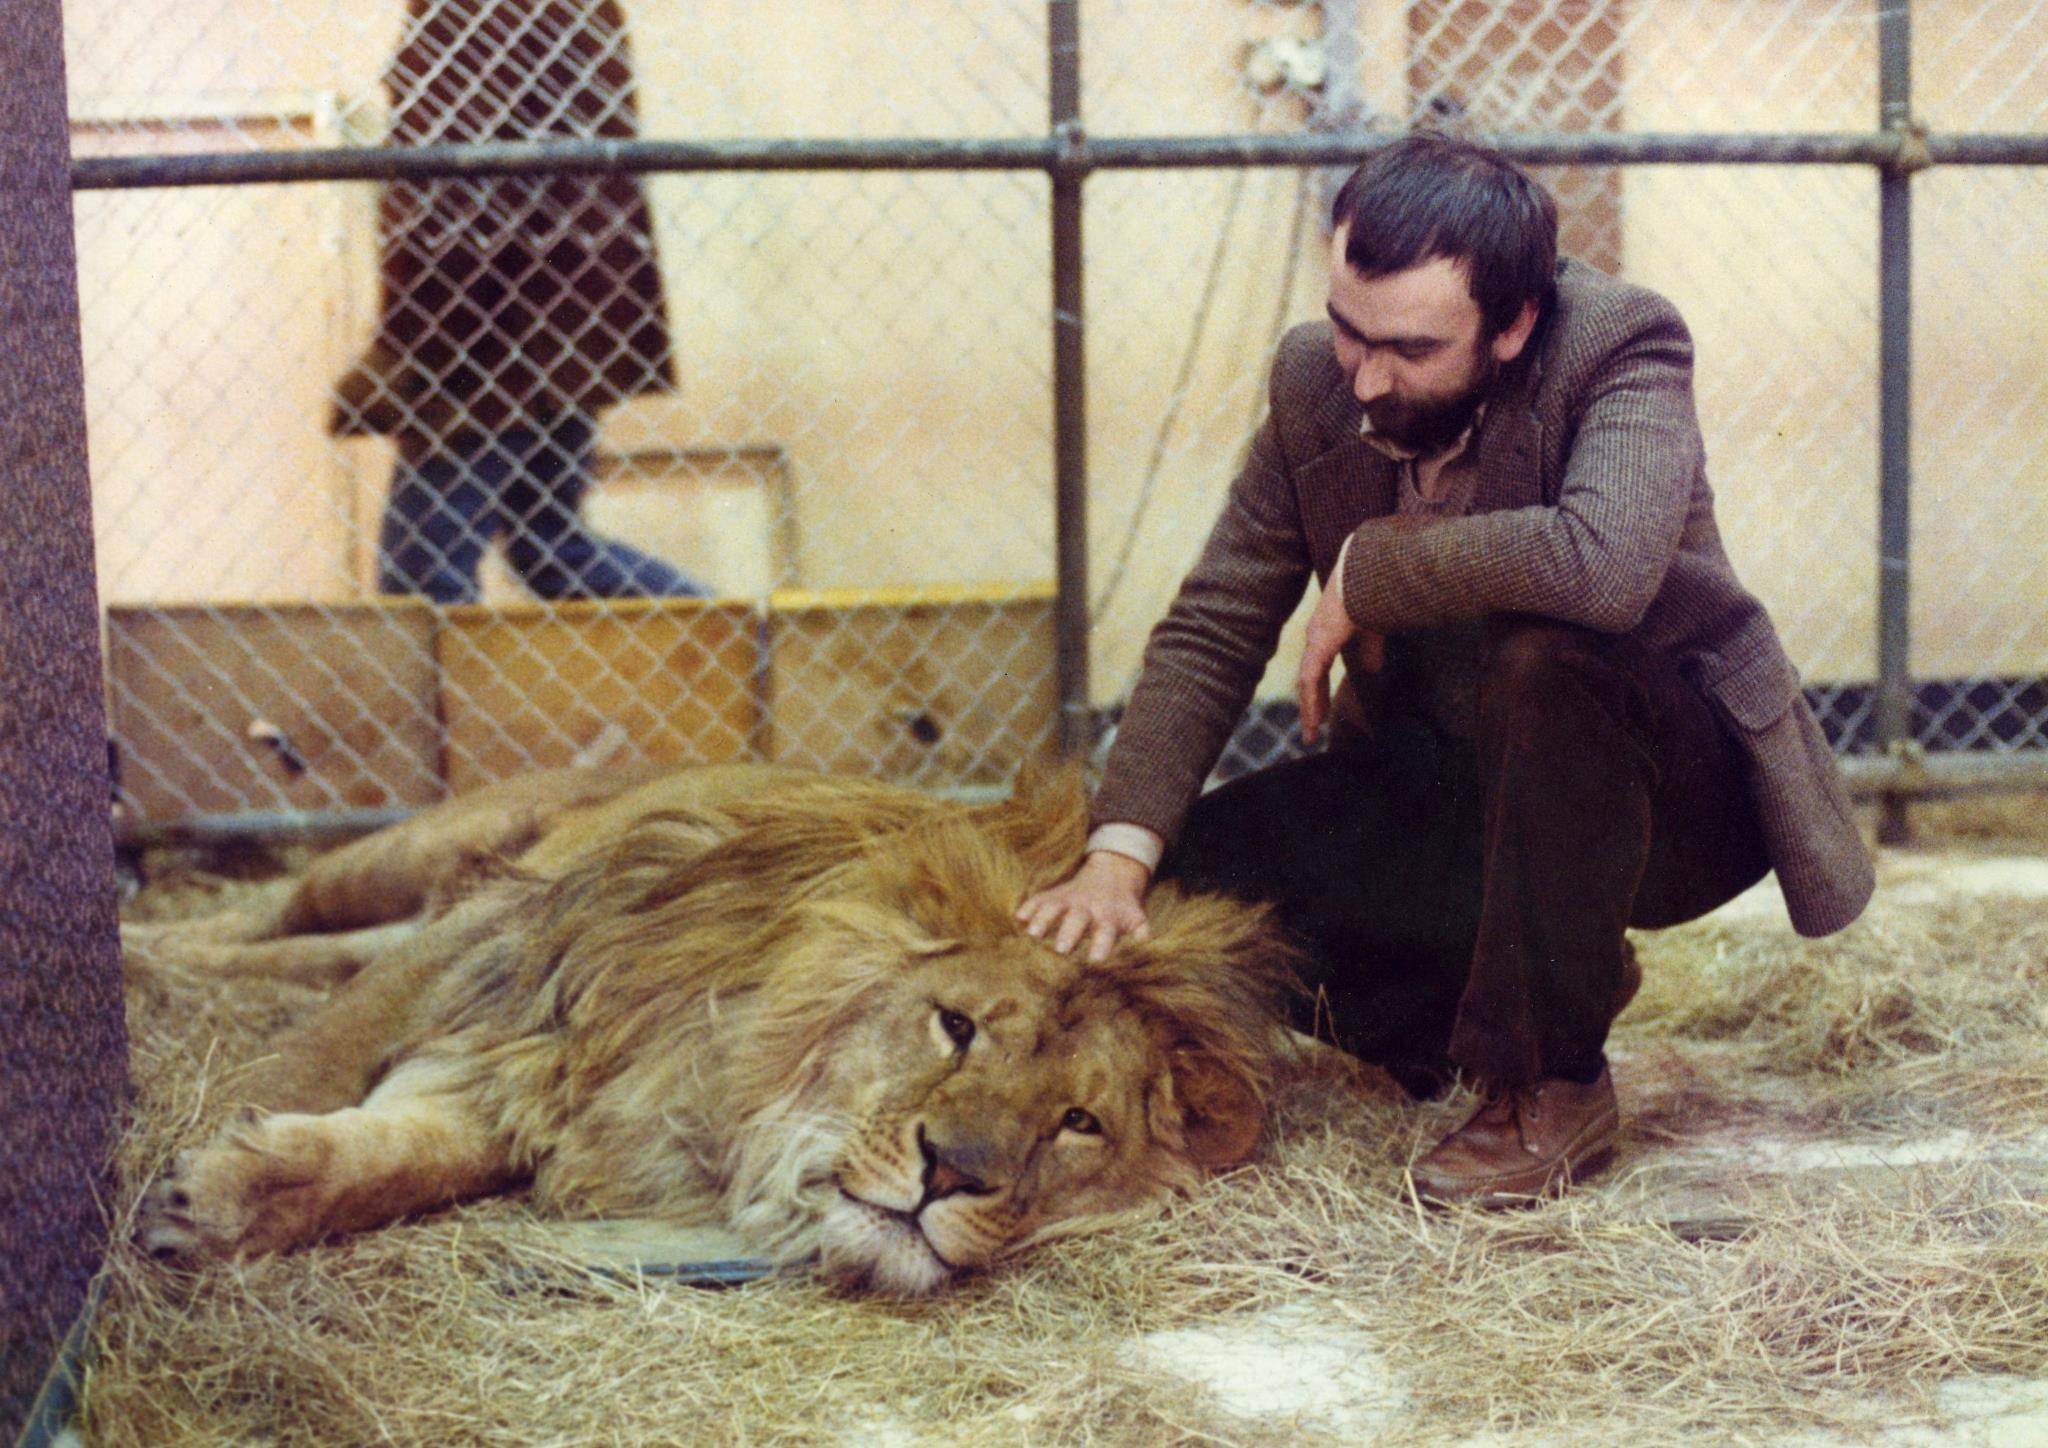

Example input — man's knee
[1476,618,1654,747]
[1480,619,1598,703]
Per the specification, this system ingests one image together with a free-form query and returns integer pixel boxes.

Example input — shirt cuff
[1339,527,1377,632]
[1084,823,1166,875]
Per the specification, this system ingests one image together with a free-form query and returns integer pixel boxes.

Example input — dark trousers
[378,415,708,604]
[1159,620,1771,1095]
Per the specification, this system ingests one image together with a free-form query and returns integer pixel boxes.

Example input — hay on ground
[75,833,2048,1447]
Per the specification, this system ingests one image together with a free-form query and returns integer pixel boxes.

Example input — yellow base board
[107,587,1056,821]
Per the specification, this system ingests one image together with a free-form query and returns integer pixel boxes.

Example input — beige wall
[71,108,374,604]
[1624,0,2048,685]
[1907,3,2048,682]
[67,0,392,607]
[1622,0,1881,685]
[65,0,2048,700]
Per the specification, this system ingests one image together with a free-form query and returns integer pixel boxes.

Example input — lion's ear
[1168,1049,1265,1170]
[972,765,1090,891]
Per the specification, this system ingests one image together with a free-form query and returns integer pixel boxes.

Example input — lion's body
[135,767,1295,1292]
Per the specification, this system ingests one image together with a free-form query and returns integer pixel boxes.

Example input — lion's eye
[1060,1107,1101,1136]
[937,1008,976,1050]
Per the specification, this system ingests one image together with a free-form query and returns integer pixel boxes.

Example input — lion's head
[809,896,1292,1293]
[514,770,1298,1294]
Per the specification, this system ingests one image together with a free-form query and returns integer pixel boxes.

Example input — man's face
[1325,225,1534,453]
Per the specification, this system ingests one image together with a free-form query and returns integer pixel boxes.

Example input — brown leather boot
[1410,1067,1621,1207]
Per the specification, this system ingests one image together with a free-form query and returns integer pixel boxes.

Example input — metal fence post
[0,0,130,1431]
[1876,0,1916,844]
[1050,0,1092,759]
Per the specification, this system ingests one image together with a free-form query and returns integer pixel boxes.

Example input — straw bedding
[76,797,2048,1446]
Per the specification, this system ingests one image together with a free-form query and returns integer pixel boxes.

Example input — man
[333,0,706,603]
[1017,133,1873,1206]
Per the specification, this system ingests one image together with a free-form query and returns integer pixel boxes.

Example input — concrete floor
[1123,847,2048,1447]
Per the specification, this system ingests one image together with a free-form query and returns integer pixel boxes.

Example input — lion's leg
[275,763,682,934]
[122,918,420,991]
[117,878,302,965]
[228,912,483,1115]
[138,1055,517,1262]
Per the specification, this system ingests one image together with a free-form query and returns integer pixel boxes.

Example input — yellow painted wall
[64,0,2048,701]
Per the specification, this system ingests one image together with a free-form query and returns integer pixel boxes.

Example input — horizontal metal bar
[1116,131,2048,168]
[70,129,2048,191]
[117,779,1015,848]
[72,136,1062,188]
[1926,134,2048,165]
[1840,749,2048,800]
[1108,131,1909,168]
[612,1258,776,1288]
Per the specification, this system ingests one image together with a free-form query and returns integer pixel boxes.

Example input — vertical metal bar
[1049,0,1092,758]
[1313,0,1368,215]
[1876,0,1914,844]
[0,0,130,1434]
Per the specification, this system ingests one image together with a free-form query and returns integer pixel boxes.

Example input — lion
[131,765,1298,1294]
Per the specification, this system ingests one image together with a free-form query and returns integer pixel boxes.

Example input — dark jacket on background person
[331,0,675,450]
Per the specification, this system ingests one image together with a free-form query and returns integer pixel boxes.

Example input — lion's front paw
[137,1112,327,1263]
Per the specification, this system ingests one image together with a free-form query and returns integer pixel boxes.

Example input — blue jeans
[377,416,707,603]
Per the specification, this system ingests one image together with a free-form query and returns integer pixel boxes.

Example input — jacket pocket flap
[1703,644,1802,732]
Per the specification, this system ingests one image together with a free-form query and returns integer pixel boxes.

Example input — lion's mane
[401,771,1298,1288]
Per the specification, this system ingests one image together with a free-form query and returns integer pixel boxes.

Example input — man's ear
[1491,299,1541,366]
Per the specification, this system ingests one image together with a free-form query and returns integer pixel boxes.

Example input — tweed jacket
[330,0,674,447]
[1094,259,1874,938]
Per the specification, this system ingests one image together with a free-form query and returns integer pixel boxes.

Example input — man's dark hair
[1331,132,1559,338]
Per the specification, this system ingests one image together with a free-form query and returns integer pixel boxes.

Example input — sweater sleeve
[1341,292,1701,635]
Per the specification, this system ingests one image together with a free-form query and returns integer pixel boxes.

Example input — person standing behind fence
[331,0,706,603]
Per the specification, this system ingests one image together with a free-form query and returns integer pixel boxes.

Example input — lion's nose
[917,1126,990,1202]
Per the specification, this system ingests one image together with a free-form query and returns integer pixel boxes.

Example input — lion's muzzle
[916,1123,1001,1206]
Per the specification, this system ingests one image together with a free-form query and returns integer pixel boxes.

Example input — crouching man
[1019,132,1873,1206]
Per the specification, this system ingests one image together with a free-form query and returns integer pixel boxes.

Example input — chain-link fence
[65,0,2048,835]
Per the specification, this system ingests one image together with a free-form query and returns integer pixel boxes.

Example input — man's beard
[1364,353,1499,455]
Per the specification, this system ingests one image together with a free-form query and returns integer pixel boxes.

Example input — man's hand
[1015,851,1153,963]
[1297,573,1383,744]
